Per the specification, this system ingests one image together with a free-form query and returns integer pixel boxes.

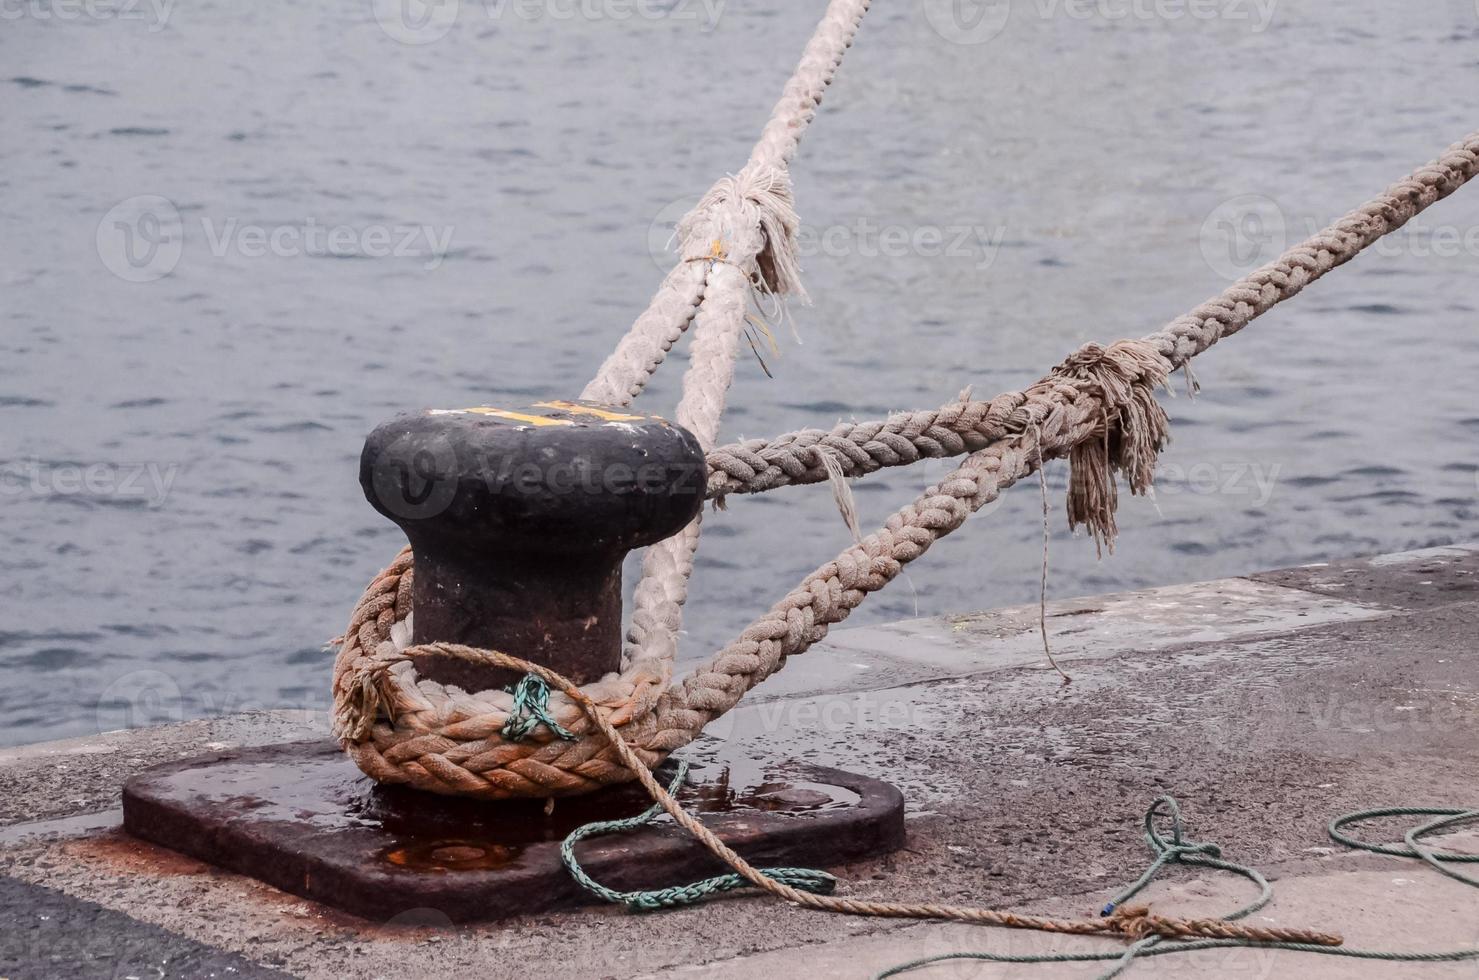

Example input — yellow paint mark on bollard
[428,408,574,427]
[533,401,645,422]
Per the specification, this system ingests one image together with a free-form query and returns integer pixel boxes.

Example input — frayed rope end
[1055,340,1174,556]
[334,654,406,743]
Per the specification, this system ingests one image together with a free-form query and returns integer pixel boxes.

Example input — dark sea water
[2,0,1477,746]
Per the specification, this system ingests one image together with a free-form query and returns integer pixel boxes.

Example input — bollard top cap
[361,400,706,555]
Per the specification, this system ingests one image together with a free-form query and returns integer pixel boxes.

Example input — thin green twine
[877,798,1479,980]
[499,674,576,742]
[560,761,838,911]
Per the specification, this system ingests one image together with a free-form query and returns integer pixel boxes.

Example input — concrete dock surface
[1,544,1476,979]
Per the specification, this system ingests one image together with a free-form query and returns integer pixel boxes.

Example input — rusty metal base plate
[121,741,905,923]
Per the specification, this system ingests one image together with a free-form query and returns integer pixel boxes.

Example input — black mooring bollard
[360,400,706,694]
[126,407,905,920]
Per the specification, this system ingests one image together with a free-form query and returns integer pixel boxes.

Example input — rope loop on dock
[560,761,839,911]
[330,0,1479,800]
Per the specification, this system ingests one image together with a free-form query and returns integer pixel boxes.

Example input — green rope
[1330,807,1479,888]
[878,797,1479,980]
[1101,796,1272,919]
[560,762,838,911]
[499,674,576,742]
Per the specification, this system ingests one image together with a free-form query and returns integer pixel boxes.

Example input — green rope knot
[500,674,576,742]
[561,761,837,911]
[1102,796,1224,916]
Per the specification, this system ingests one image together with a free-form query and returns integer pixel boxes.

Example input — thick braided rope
[745,0,870,174]
[705,130,1479,500]
[618,168,812,687]
[579,0,870,409]
[623,260,751,679]
[580,261,708,408]
[588,0,871,681]
[333,134,1479,796]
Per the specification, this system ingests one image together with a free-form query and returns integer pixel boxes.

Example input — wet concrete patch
[820,576,1392,678]
[0,808,121,847]
[0,709,331,828]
